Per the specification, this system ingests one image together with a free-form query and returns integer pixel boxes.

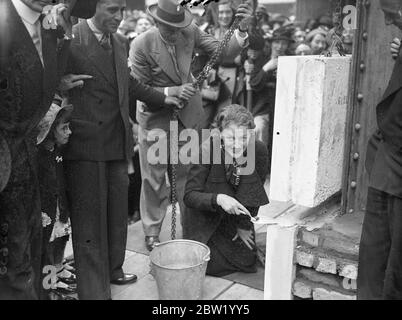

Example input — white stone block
[270,56,351,207]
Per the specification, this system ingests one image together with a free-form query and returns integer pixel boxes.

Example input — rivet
[355,123,361,131]
[357,93,364,101]
[349,209,354,214]
[362,32,368,40]
[353,153,359,160]
[360,63,365,71]
[365,0,370,8]
[351,181,357,188]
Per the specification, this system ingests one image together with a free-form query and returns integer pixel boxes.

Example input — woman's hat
[37,99,73,145]
[0,132,11,192]
[147,0,193,29]
[306,27,328,42]
[71,0,98,19]
[268,26,294,42]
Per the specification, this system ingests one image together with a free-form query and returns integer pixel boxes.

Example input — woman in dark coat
[183,104,269,277]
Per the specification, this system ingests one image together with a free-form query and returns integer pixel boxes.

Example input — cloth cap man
[130,0,253,251]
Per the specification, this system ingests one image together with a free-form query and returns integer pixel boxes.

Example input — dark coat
[366,54,402,175]
[183,139,269,244]
[0,0,70,299]
[64,21,166,161]
[130,24,243,131]
[38,145,70,224]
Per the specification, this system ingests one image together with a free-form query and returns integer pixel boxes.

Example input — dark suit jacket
[0,0,67,162]
[183,139,269,244]
[64,21,166,161]
[130,24,243,131]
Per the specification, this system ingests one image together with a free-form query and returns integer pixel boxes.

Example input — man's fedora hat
[71,0,98,19]
[147,0,193,29]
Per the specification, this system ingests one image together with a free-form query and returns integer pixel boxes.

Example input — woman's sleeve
[183,162,219,213]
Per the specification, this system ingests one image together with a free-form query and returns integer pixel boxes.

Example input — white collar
[11,0,41,25]
[87,18,105,36]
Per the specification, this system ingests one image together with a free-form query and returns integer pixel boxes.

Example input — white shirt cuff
[164,87,169,96]
[235,29,249,48]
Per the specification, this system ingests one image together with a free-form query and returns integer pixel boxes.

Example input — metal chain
[169,15,243,240]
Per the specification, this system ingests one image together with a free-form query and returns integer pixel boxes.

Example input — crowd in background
[120,1,355,224]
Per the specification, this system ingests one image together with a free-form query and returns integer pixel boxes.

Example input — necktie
[166,44,181,79]
[32,15,44,66]
[100,33,112,53]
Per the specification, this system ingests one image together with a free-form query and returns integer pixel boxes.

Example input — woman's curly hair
[211,104,255,131]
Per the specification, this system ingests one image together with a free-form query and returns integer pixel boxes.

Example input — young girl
[37,99,75,300]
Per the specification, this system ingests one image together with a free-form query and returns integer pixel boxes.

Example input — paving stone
[293,280,313,299]
[216,283,264,300]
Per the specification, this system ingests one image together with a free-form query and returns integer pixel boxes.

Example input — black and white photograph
[0,0,401,306]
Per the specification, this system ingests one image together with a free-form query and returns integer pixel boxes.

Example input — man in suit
[64,0,181,300]
[130,0,253,251]
[357,0,402,300]
[0,0,87,300]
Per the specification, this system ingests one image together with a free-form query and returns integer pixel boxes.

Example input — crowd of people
[0,0,356,301]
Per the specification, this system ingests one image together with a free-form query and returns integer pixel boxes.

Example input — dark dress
[183,139,269,277]
[37,144,70,299]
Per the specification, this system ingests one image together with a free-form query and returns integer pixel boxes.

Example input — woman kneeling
[183,104,269,277]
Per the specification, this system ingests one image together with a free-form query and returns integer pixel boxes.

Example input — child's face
[54,121,72,145]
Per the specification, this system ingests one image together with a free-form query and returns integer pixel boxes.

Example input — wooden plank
[215,283,264,300]
[264,225,298,300]
[258,200,295,220]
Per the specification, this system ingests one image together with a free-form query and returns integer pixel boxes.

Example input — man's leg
[0,154,40,300]
[383,194,402,299]
[138,126,170,237]
[65,161,110,300]
[357,187,391,300]
[106,160,129,281]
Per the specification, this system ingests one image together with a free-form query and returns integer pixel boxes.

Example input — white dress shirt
[87,19,109,44]
[11,0,43,66]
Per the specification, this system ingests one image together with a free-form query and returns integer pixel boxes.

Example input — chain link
[169,16,243,240]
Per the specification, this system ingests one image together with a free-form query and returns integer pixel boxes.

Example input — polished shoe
[49,290,77,300]
[55,281,77,295]
[110,273,138,285]
[145,236,160,251]
[57,268,76,285]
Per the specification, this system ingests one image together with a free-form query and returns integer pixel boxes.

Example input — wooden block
[264,225,298,300]
[270,56,351,207]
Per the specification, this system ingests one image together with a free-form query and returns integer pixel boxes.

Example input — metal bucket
[150,240,210,300]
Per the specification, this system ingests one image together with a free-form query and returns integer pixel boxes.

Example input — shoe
[57,268,76,285]
[145,236,160,251]
[110,273,138,285]
[49,290,77,300]
[54,281,77,295]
